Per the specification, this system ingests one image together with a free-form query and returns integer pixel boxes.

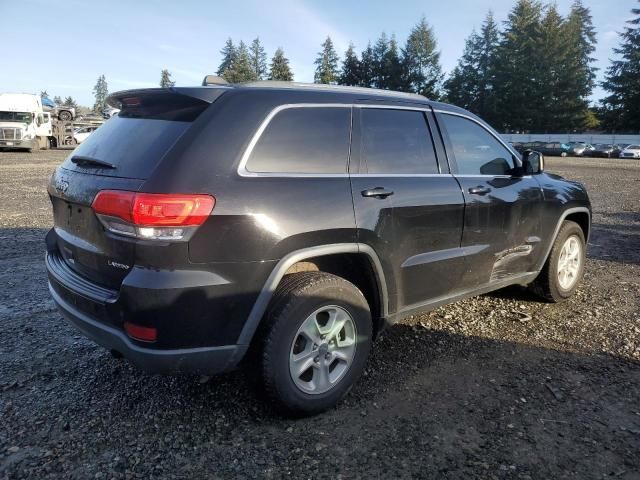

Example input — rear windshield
[61,93,209,179]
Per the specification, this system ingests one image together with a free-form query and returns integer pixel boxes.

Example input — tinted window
[360,109,438,174]
[441,114,514,175]
[247,107,351,174]
[62,116,192,179]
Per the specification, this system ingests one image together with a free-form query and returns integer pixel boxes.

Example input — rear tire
[530,220,585,302]
[257,272,372,416]
[58,110,72,121]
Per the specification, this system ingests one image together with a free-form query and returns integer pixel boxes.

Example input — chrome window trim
[350,173,451,178]
[237,103,352,178]
[432,109,523,167]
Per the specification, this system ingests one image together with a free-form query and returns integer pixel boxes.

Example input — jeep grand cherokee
[46,82,591,415]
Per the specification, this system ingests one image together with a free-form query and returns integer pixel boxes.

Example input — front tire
[258,272,372,416]
[531,220,586,302]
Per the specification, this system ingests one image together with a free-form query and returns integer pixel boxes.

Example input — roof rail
[202,75,229,86]
[238,81,427,101]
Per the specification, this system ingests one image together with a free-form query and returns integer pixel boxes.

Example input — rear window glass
[61,92,210,179]
[61,117,192,179]
[246,107,351,174]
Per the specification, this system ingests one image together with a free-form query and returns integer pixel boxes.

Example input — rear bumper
[49,281,247,375]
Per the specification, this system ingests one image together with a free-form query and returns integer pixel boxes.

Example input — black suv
[46,82,591,415]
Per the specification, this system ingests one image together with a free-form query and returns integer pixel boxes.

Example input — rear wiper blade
[71,155,116,169]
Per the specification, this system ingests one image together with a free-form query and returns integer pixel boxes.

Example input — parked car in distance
[537,142,572,157]
[566,142,596,157]
[102,106,120,118]
[509,141,525,153]
[619,144,640,159]
[590,144,621,158]
[72,126,99,144]
[45,82,591,415]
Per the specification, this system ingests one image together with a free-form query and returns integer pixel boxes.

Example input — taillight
[92,190,215,241]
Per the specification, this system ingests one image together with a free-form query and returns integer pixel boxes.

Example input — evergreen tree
[601,0,640,132]
[314,36,340,84]
[269,48,294,81]
[493,0,543,131]
[358,42,375,88]
[249,37,268,80]
[92,74,108,113]
[53,96,62,105]
[444,30,483,110]
[476,12,500,125]
[40,91,48,99]
[339,42,361,86]
[217,38,237,77]
[159,69,175,88]
[372,32,390,89]
[403,17,443,99]
[223,41,257,83]
[536,4,568,131]
[63,96,78,108]
[384,35,404,90]
[561,0,598,129]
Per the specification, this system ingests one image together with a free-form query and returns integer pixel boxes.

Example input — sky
[0,0,635,106]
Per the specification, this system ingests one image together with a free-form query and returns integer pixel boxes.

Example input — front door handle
[468,185,491,195]
[361,187,394,199]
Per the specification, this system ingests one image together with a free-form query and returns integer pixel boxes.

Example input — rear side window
[441,114,514,176]
[246,107,351,174]
[359,109,438,174]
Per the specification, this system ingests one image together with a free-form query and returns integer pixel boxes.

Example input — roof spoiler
[107,86,227,109]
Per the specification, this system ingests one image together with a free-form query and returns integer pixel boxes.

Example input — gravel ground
[0,150,639,480]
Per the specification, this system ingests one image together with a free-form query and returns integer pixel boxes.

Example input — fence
[500,133,640,145]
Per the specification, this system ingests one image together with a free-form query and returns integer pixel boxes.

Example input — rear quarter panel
[141,90,358,264]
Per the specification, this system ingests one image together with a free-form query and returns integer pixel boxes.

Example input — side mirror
[36,115,42,126]
[522,150,544,175]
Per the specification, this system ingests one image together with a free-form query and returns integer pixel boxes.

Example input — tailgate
[49,168,143,289]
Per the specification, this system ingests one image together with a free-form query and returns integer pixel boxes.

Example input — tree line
[314,1,599,133]
[208,0,638,133]
[216,37,293,82]
[41,0,639,133]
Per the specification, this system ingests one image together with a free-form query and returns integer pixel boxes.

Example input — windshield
[627,145,640,150]
[0,111,33,124]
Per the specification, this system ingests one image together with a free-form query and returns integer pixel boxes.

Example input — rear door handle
[468,186,491,195]
[361,187,394,199]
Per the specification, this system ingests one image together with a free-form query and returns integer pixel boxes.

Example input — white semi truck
[0,93,53,152]
[0,93,105,152]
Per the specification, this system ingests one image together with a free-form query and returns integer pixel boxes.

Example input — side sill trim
[386,271,539,325]
[236,243,388,345]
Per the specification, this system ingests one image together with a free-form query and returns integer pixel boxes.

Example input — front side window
[246,107,351,174]
[441,114,514,176]
[359,108,438,174]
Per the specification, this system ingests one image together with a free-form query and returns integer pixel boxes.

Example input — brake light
[92,190,215,240]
